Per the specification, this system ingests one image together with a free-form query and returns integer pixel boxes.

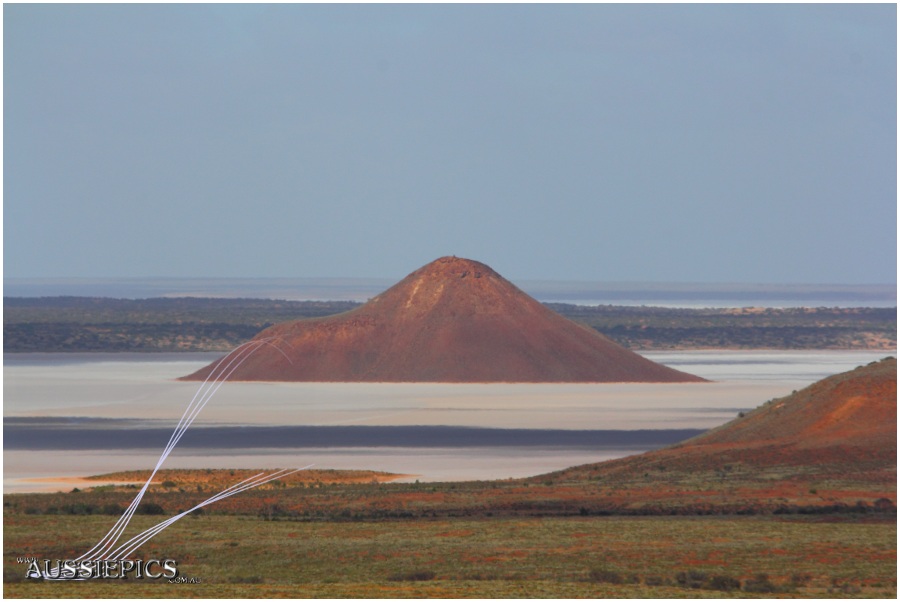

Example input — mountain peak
[182,257,705,383]
[366,256,519,317]
[413,256,499,280]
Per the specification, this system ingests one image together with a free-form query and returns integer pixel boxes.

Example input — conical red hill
[182,256,705,383]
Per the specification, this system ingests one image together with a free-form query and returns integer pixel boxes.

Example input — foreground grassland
[4,466,896,598]
[4,514,895,598]
[4,297,895,351]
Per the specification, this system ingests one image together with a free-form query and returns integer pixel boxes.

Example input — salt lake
[3,350,893,491]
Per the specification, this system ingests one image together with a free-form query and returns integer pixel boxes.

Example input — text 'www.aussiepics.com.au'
[19,557,181,581]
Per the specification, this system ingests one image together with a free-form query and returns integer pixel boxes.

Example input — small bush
[874,498,895,512]
[138,503,165,515]
[707,575,741,591]
[387,570,436,582]
[676,570,707,589]
[830,579,861,595]
[744,573,779,593]
[161,480,177,488]
[588,569,624,584]
[61,503,96,515]
[465,572,499,581]
[790,573,812,587]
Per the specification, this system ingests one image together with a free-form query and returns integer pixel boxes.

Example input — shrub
[830,580,861,595]
[138,503,165,515]
[744,573,779,593]
[707,575,741,592]
[61,503,95,515]
[465,572,499,581]
[675,570,707,589]
[874,498,895,512]
[588,570,624,584]
[387,570,436,582]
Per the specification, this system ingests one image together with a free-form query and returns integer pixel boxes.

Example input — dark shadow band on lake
[4,419,704,450]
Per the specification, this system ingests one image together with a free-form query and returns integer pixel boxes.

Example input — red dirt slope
[182,256,704,383]
[542,357,896,509]
[680,356,897,464]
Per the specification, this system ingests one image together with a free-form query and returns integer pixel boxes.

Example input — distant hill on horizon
[181,256,705,383]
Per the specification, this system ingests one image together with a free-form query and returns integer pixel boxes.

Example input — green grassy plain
[4,513,895,598]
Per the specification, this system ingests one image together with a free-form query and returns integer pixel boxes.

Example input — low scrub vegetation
[6,468,895,522]
[4,297,894,351]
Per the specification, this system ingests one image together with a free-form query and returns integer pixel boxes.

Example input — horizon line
[4,276,896,288]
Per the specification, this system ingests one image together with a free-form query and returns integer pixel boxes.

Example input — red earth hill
[182,256,704,383]
[540,357,897,509]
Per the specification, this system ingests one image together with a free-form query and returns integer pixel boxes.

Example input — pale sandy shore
[12,475,147,493]
[4,447,641,492]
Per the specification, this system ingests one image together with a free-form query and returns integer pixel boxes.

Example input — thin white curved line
[108,466,311,561]
[76,337,295,563]
[39,467,311,580]
[77,340,267,562]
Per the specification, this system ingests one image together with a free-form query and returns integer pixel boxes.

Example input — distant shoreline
[4,276,896,307]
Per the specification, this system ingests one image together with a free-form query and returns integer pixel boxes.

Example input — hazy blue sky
[4,4,896,284]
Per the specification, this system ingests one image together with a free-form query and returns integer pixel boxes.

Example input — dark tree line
[3,297,895,352]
